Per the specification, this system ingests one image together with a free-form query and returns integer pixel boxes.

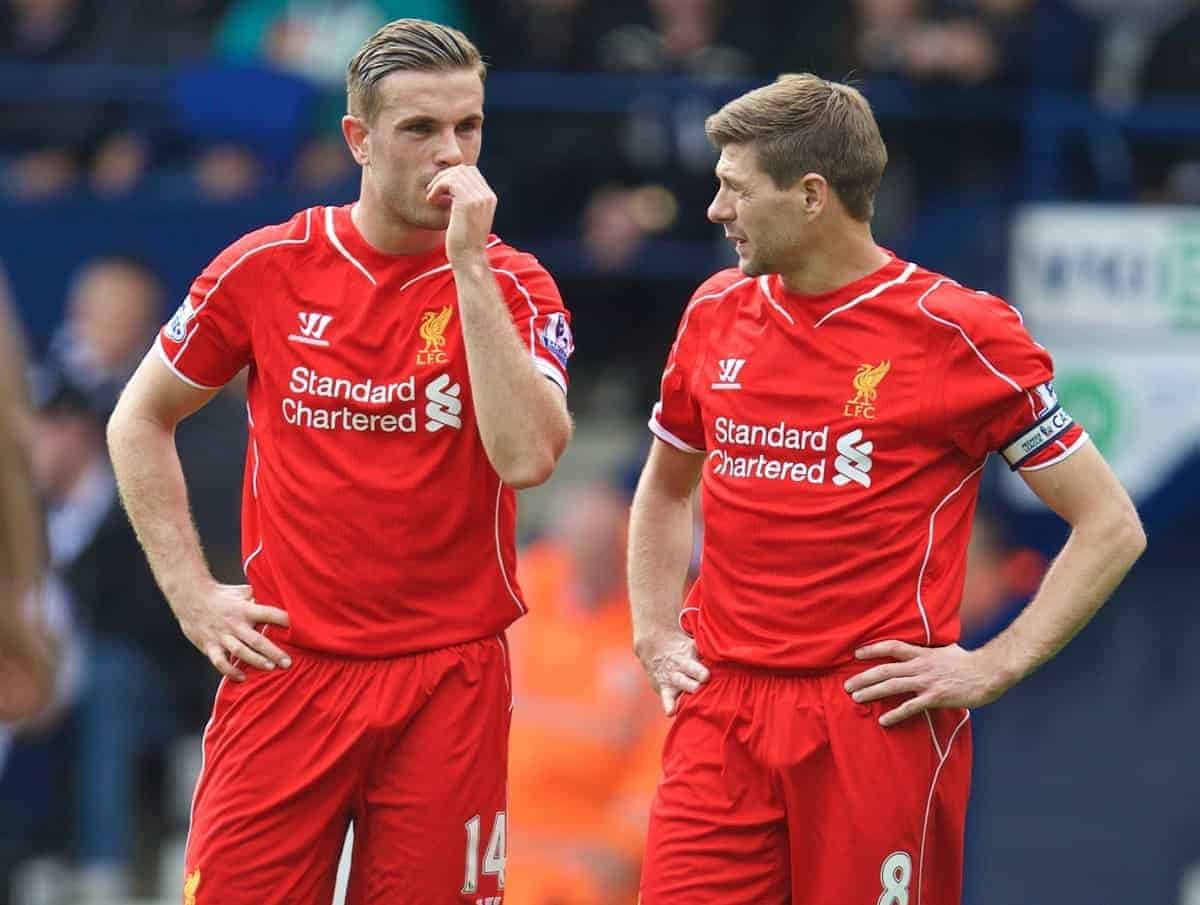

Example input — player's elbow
[1114,504,1147,565]
[105,396,133,455]
[500,450,557,490]
[1095,499,1147,569]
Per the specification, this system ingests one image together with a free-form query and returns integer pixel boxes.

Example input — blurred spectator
[854,0,1036,86]
[1121,1,1200,203]
[109,0,233,65]
[52,253,247,575]
[591,0,756,79]
[48,256,163,414]
[476,0,590,71]
[1068,0,1193,107]
[0,0,154,199]
[506,481,665,905]
[19,361,212,903]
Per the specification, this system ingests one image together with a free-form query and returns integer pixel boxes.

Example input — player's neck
[351,197,445,257]
[778,230,891,297]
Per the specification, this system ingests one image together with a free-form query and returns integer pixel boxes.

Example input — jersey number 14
[462,811,506,895]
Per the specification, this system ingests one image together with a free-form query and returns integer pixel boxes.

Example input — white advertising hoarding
[1005,205,1200,507]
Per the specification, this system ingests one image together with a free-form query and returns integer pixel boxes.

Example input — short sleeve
[648,289,711,454]
[491,253,572,394]
[930,288,1087,468]
[157,238,256,389]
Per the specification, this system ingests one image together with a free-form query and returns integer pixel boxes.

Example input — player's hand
[425,165,497,266]
[634,629,710,716]
[173,582,292,682]
[844,640,1010,727]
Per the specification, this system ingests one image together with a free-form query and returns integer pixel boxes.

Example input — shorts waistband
[707,659,862,680]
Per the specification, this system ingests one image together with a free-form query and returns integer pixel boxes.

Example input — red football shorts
[184,634,512,905]
[640,663,971,905]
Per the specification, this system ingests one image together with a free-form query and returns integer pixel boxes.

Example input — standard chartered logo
[833,428,873,488]
[706,417,875,490]
[425,373,462,431]
[281,365,462,434]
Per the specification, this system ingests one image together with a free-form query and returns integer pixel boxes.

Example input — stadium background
[2,0,1199,902]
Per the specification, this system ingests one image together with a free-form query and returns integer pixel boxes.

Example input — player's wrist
[448,248,490,275]
[974,638,1026,697]
[632,622,682,655]
[162,571,219,618]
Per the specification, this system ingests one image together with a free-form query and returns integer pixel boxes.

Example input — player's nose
[707,196,732,224]
[433,129,465,168]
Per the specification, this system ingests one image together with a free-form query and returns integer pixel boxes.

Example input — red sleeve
[157,234,261,389]
[648,275,733,453]
[489,249,572,394]
[925,286,1087,469]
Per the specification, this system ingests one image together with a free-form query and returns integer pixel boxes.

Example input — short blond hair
[347,19,486,123]
[705,74,887,221]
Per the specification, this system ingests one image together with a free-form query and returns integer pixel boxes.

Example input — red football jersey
[651,254,1085,671]
[158,204,572,657]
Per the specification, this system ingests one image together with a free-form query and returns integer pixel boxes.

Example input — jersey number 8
[877,851,912,905]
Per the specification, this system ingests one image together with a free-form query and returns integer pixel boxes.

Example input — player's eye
[456,121,481,135]
[406,123,433,135]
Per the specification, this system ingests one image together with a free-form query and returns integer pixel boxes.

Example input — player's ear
[800,173,827,219]
[342,115,370,166]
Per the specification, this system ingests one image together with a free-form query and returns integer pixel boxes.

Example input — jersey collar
[767,252,915,327]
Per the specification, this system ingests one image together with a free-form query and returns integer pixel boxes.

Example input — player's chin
[736,256,766,277]
[409,206,451,231]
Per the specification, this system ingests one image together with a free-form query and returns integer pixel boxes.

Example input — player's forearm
[453,257,570,488]
[628,482,695,646]
[978,503,1145,690]
[107,406,216,611]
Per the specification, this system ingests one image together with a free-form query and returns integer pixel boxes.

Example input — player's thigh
[640,689,790,905]
[349,636,511,905]
[787,701,972,905]
[185,662,366,905]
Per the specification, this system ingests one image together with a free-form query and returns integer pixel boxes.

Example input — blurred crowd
[3,0,1199,220]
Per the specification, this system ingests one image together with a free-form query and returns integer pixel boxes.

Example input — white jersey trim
[649,404,704,454]
[397,237,502,294]
[916,462,986,644]
[496,634,513,713]
[156,335,219,390]
[325,206,377,286]
[490,265,541,360]
[918,710,970,905]
[662,277,752,383]
[534,357,568,394]
[813,262,917,328]
[174,207,313,372]
[494,481,526,616]
[756,276,795,326]
[1018,431,1090,471]
[916,280,1024,395]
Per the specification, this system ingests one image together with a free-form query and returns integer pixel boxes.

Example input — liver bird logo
[418,306,454,364]
[184,869,200,905]
[420,306,453,350]
[850,361,891,405]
